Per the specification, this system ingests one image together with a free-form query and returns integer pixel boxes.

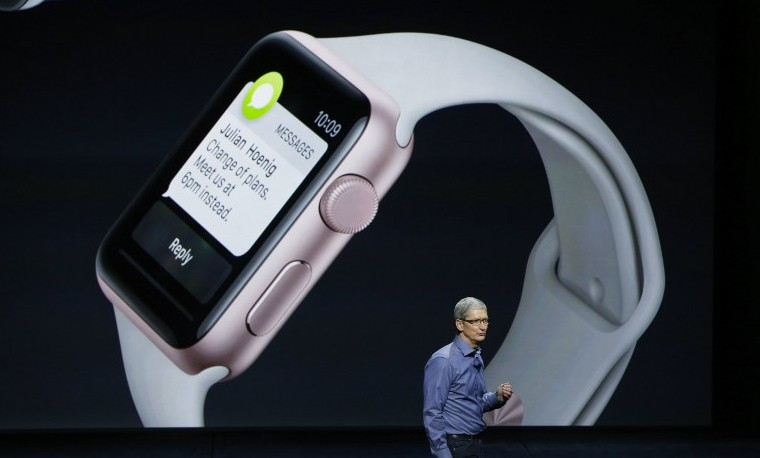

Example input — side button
[246,261,311,336]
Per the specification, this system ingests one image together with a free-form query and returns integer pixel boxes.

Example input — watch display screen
[97,34,370,348]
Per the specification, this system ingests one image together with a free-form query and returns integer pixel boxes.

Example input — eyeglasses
[461,318,490,327]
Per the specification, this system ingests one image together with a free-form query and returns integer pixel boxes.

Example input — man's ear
[455,319,464,332]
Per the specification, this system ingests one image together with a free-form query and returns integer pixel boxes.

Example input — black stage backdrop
[0,0,742,430]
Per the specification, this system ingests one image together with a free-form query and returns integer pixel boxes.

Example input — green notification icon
[242,71,284,120]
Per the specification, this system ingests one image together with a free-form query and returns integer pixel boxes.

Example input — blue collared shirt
[423,335,504,458]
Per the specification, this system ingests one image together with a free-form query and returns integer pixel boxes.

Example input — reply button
[132,201,232,304]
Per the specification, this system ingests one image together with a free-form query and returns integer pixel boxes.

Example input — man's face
[456,308,489,348]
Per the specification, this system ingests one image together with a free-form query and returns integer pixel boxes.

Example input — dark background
[0,0,749,432]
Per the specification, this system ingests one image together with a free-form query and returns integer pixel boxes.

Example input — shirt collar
[453,334,480,357]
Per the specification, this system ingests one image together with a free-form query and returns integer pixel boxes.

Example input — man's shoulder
[428,342,454,362]
[424,343,453,374]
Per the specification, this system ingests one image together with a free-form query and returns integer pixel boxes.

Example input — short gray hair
[454,297,487,321]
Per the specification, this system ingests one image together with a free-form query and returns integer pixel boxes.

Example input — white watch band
[322,33,665,425]
[114,307,228,427]
[115,32,664,427]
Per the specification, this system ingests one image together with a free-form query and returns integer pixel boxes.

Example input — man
[423,297,513,458]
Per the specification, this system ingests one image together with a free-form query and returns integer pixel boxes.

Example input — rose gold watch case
[97,30,412,379]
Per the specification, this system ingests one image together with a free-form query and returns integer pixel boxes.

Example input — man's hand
[496,382,513,403]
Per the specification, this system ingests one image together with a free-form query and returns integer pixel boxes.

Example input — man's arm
[481,383,513,413]
[423,356,454,458]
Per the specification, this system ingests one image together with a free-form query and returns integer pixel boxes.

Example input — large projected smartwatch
[96,31,664,427]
